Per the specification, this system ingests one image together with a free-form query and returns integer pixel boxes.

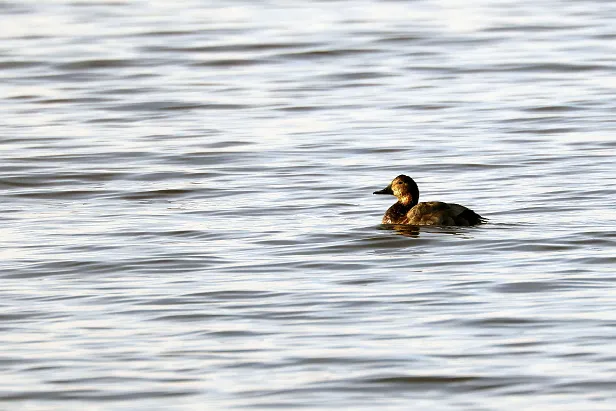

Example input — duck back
[407,202,484,226]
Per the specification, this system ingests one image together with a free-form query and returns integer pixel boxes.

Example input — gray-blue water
[3,1,616,409]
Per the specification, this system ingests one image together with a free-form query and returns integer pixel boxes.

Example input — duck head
[373,174,419,206]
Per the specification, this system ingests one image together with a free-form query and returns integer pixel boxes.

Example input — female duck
[374,175,485,226]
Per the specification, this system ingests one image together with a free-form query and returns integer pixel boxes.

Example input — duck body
[374,175,485,226]
[381,200,483,226]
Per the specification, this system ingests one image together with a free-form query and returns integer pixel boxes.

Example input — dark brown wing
[407,202,486,226]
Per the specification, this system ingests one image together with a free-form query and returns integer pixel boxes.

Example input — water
[2,0,616,409]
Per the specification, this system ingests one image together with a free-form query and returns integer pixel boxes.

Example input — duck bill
[373,185,393,195]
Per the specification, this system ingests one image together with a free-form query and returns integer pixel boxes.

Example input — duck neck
[398,195,417,208]
[397,195,417,210]
[383,198,417,224]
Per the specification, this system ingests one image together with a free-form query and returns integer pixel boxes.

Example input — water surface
[2,0,616,410]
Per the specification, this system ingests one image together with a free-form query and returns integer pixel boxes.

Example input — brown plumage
[373,175,486,226]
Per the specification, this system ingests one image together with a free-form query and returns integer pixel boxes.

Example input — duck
[373,175,486,226]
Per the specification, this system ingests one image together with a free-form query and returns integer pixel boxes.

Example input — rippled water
[3,0,616,409]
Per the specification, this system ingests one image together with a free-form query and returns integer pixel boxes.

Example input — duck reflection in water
[377,224,474,238]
